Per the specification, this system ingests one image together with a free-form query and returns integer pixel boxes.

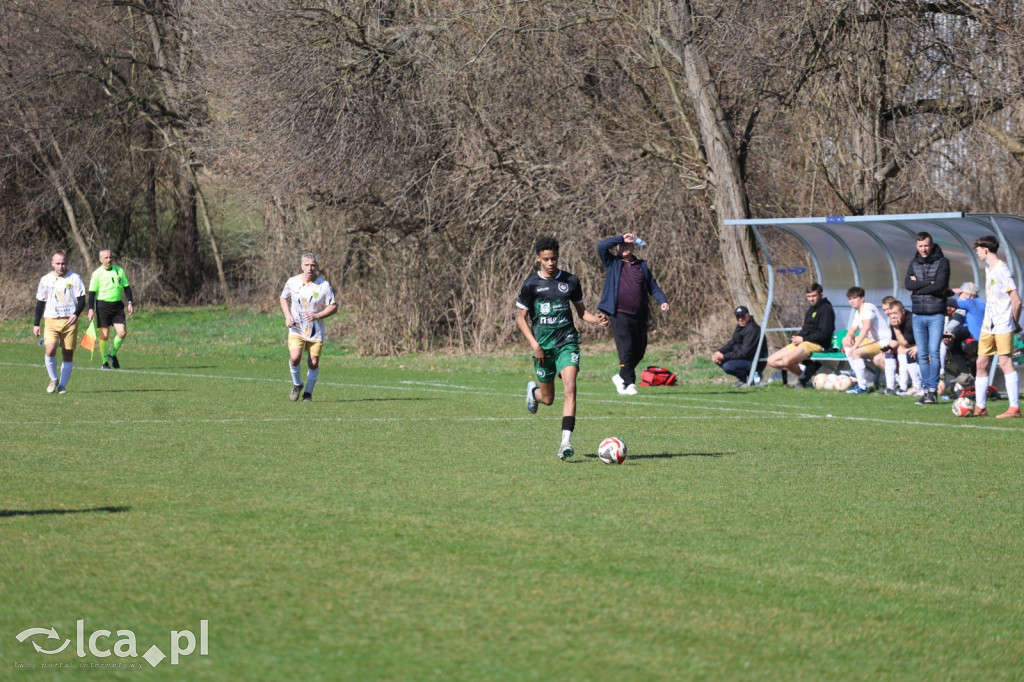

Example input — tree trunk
[664,0,767,310]
[193,169,229,300]
[176,159,201,299]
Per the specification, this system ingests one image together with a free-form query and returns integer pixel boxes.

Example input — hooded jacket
[797,297,836,348]
[904,243,951,316]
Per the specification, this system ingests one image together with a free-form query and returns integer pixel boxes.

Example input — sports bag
[640,366,677,387]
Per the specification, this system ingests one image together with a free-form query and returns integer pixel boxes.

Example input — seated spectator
[711,306,767,387]
[765,282,835,388]
[842,287,883,394]
[882,301,924,396]
[944,281,984,383]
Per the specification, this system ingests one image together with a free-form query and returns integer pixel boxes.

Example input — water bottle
[633,237,647,246]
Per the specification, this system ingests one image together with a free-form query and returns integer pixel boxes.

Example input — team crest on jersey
[558,283,570,293]
[539,302,551,315]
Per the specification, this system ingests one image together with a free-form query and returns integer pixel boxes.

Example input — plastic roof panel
[723,212,1024,384]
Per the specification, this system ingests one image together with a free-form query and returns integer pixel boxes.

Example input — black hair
[846,286,865,298]
[806,282,823,295]
[534,236,559,255]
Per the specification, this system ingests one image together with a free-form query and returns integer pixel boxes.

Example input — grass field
[2,308,1023,680]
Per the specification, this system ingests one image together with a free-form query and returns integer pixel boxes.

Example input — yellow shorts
[849,341,881,359]
[788,341,824,354]
[288,334,323,357]
[44,318,78,350]
[977,332,1014,357]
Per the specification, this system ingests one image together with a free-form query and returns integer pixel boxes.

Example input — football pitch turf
[2,308,1023,680]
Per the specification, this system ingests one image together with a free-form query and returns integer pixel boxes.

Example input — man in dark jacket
[765,283,836,387]
[904,232,950,404]
[597,233,670,395]
[712,306,768,387]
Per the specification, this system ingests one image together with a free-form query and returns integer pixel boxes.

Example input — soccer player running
[971,236,1022,418]
[32,250,87,394]
[87,249,134,369]
[517,236,609,460]
[280,253,338,402]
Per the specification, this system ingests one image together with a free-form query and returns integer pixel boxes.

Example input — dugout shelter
[724,212,1024,385]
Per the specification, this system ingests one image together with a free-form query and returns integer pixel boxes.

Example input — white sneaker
[624,384,638,395]
[526,381,538,414]
[611,374,627,395]
[46,379,58,394]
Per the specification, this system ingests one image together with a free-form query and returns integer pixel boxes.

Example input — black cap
[734,306,750,317]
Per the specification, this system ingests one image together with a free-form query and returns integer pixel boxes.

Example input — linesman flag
[81,318,97,358]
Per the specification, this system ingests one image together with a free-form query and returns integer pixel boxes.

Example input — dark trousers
[609,311,648,387]
[720,358,767,382]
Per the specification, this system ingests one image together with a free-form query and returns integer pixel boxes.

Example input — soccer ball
[823,373,839,390]
[598,437,627,465]
[812,373,828,390]
[952,395,975,418]
[833,374,855,392]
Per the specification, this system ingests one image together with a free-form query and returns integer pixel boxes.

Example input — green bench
[810,329,848,363]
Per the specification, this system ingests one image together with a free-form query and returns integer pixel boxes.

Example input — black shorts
[96,300,126,327]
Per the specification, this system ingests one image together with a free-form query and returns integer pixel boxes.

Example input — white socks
[59,361,73,388]
[305,368,319,395]
[975,375,990,408]
[884,356,897,390]
[849,356,868,389]
[1006,372,1020,409]
[289,364,301,386]
[45,355,58,381]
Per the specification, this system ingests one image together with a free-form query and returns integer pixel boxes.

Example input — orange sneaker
[996,407,1022,419]
[973,406,988,417]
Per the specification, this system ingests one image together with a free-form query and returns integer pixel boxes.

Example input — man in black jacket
[712,306,768,387]
[904,232,950,404]
[765,283,836,388]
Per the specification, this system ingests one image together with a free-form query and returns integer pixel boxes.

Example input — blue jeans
[912,313,945,391]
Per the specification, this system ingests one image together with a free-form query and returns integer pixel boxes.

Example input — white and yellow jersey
[36,271,86,318]
[848,301,882,344]
[281,275,335,341]
[982,259,1018,334]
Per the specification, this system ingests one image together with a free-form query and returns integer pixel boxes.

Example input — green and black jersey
[516,270,584,351]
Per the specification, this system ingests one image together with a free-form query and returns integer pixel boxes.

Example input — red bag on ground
[640,366,677,387]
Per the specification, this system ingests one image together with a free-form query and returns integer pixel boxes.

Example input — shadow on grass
[0,506,130,518]
[75,389,185,394]
[583,452,728,460]
[318,397,431,403]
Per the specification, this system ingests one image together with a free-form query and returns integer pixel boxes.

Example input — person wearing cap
[711,306,767,387]
[597,232,669,396]
[765,282,835,388]
[943,281,985,384]
[904,231,951,405]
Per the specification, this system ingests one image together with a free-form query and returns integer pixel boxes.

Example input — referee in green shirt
[87,249,134,369]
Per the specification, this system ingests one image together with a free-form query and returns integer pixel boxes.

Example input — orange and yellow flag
[81,318,97,358]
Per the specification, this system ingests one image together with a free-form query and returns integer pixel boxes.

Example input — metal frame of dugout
[723,212,1024,387]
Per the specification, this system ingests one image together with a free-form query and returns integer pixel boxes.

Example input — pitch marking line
[0,362,1018,431]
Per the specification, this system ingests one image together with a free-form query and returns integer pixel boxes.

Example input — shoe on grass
[557,443,574,461]
[624,384,637,395]
[302,392,312,402]
[996,406,1022,419]
[109,355,120,369]
[47,379,58,394]
[290,383,303,402]
[846,386,869,394]
[526,381,538,414]
[611,373,627,395]
[973,406,988,417]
